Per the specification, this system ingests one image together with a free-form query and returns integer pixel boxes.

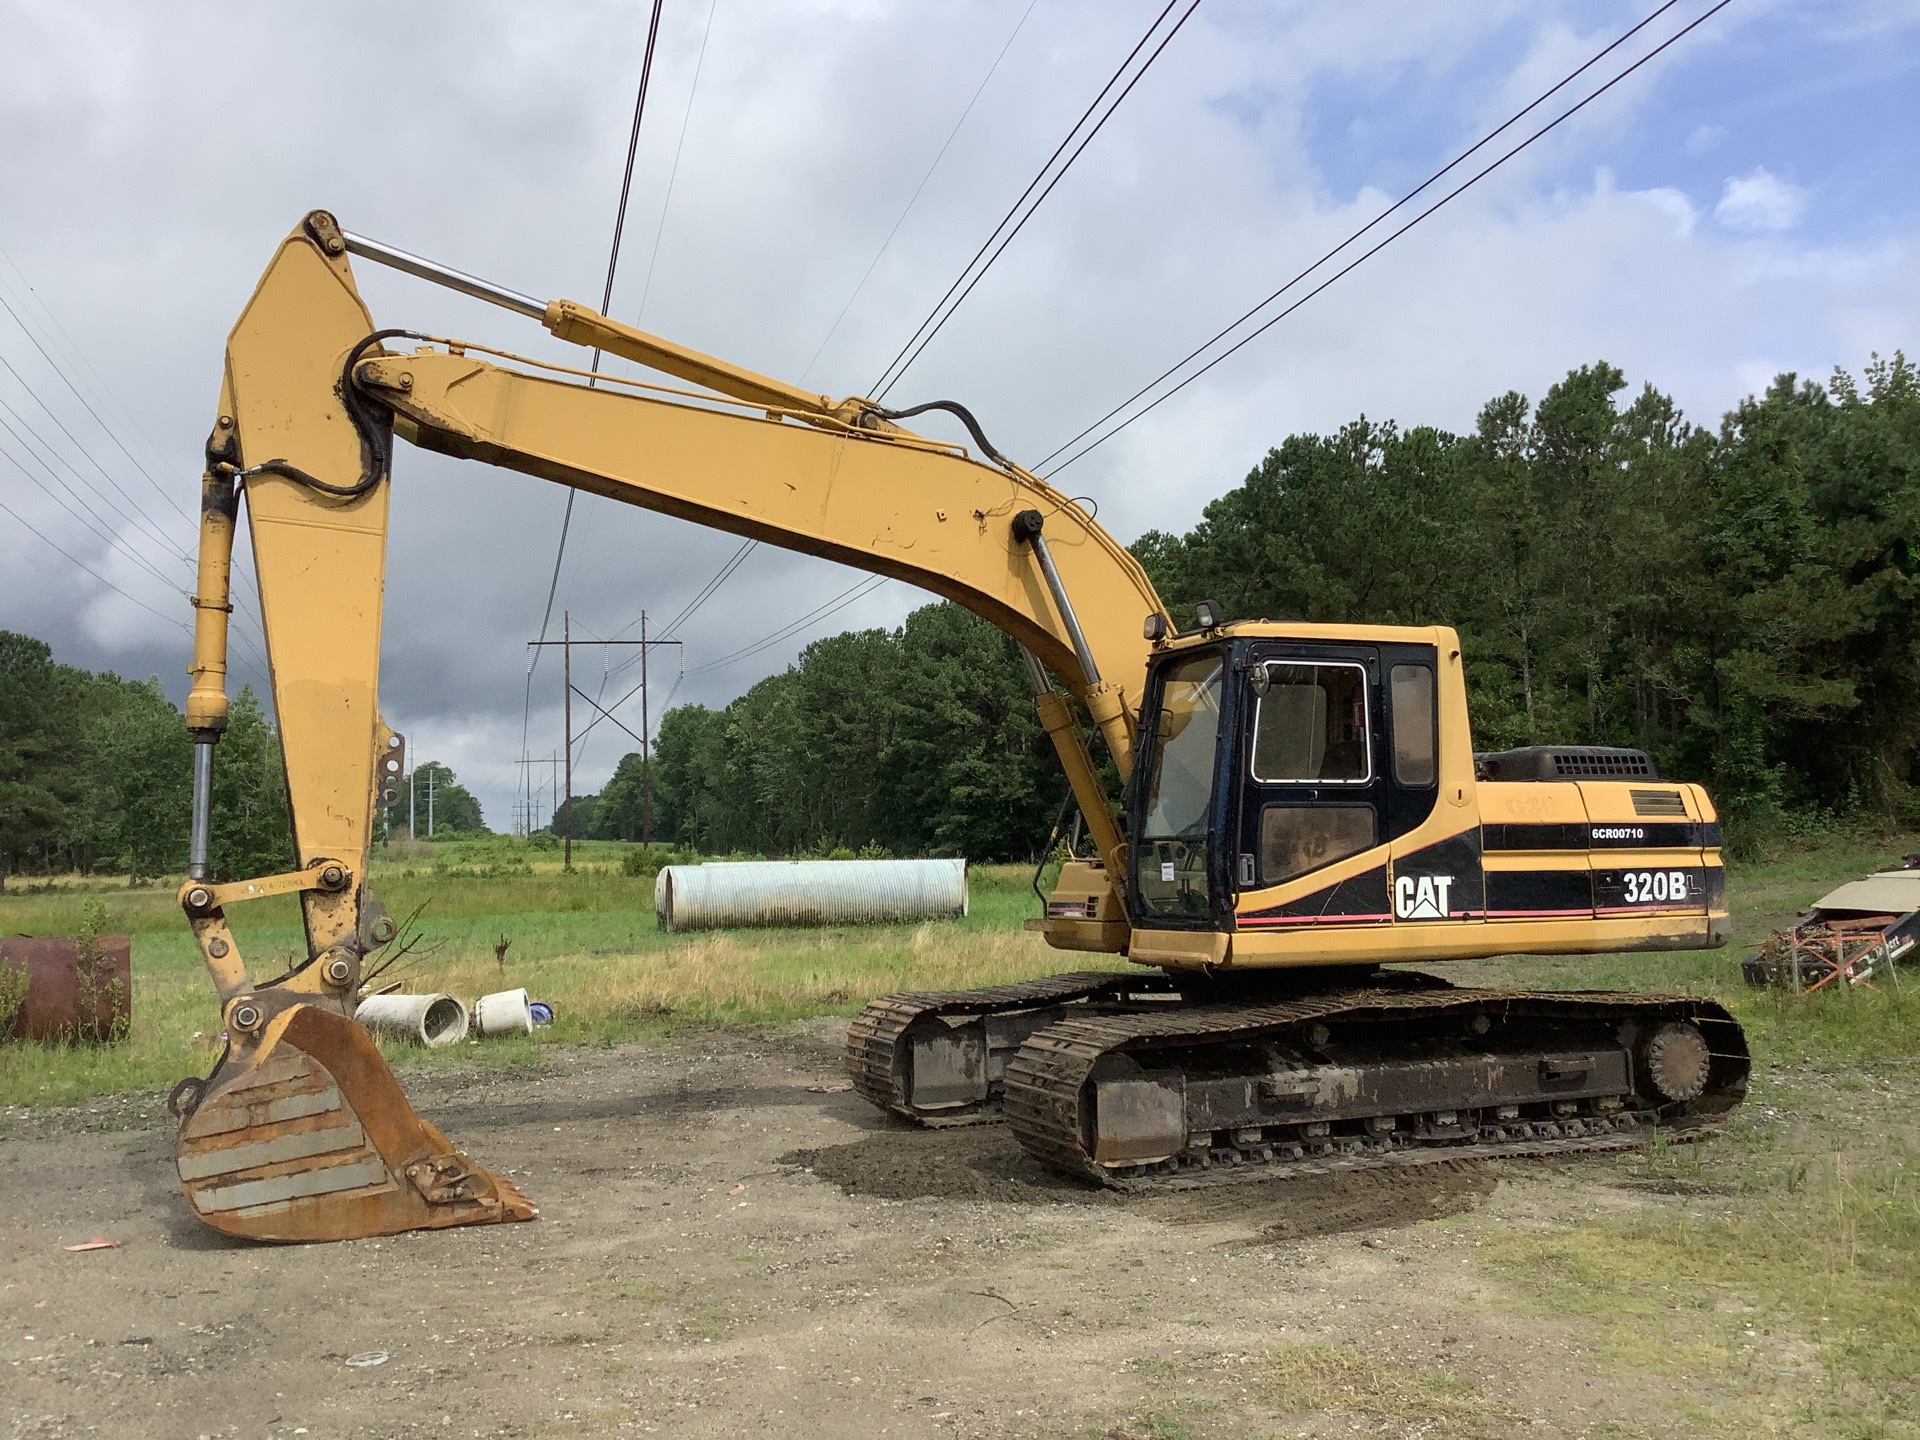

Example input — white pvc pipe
[472,987,534,1037]
[656,858,968,933]
[355,992,469,1047]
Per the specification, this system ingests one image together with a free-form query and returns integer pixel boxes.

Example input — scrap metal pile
[1743,859,1919,992]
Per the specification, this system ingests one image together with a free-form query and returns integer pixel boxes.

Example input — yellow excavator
[170,211,1747,1242]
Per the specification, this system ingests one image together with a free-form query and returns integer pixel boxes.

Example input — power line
[0,355,275,680]
[0,373,191,565]
[683,574,889,677]
[0,286,194,529]
[0,489,188,633]
[0,436,189,592]
[869,0,1200,400]
[530,4,668,680]
[0,346,186,549]
[524,6,672,787]
[1043,0,1737,477]
[797,0,1042,386]
[1034,0,1692,473]
[0,245,274,671]
[657,535,756,639]
[635,0,722,329]
[0,244,196,517]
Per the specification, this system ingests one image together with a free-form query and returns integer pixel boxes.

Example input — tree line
[553,602,1063,859]
[8,351,1912,873]
[0,633,293,881]
[1137,353,1919,830]
[574,352,1917,856]
[0,629,488,879]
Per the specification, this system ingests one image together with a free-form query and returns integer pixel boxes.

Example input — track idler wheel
[174,1003,534,1243]
[1640,1021,1712,1104]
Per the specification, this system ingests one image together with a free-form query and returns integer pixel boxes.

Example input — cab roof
[1156,621,1462,654]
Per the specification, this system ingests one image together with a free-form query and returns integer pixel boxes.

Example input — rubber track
[1003,986,1747,1191]
[845,971,1153,1122]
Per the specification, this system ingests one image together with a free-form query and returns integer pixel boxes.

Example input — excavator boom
[174,211,1161,1241]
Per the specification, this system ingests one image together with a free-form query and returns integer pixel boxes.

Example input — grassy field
[3,828,1915,1109]
[4,831,1918,1435]
[0,840,1068,1108]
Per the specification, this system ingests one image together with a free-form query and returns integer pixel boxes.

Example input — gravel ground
[1,1019,1700,1439]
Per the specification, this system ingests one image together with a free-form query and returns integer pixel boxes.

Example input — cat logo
[1394,873,1455,920]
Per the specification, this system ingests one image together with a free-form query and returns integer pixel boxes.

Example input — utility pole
[640,610,651,846]
[526,621,679,857]
[426,765,437,838]
[513,753,558,837]
[409,764,416,839]
[563,611,573,867]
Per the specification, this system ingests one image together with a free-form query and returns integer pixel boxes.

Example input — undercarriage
[846,969,1749,1190]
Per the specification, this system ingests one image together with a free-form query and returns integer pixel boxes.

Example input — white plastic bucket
[355,991,469,1047]
[472,987,534,1037]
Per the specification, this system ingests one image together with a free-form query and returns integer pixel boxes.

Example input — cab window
[1251,663,1370,783]
[1134,654,1224,920]
[1260,804,1376,884]
[1389,662,1436,787]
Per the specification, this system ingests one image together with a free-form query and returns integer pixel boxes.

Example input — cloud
[0,1,1911,828]
[1685,123,1727,156]
[1714,167,1809,233]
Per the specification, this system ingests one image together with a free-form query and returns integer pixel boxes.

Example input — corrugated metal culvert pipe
[655,858,968,933]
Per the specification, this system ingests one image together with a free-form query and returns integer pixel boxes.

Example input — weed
[1257,1342,1522,1435]
[1477,1137,1920,1434]
[684,1301,732,1340]
[610,1280,670,1305]
[0,957,27,1037]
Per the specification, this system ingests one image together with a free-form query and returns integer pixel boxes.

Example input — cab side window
[1260,804,1376,884]
[1389,662,1436,787]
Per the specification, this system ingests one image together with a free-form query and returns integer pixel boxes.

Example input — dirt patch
[1140,1161,1498,1240]
[790,1124,1496,1238]
[0,1021,1724,1439]
[785,1121,1110,1204]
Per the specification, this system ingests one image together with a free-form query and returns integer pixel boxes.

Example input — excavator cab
[1130,633,1452,931]
[1049,621,1728,973]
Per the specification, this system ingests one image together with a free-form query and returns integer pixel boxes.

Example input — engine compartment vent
[1474,746,1658,783]
[1631,788,1689,817]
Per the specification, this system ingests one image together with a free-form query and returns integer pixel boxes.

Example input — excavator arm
[173,210,1163,1241]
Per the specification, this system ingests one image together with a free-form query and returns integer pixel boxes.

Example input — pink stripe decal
[1239,912,1393,927]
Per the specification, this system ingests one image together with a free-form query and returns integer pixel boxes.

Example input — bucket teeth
[175,1003,534,1243]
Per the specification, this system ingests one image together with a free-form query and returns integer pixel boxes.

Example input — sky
[1,0,1916,833]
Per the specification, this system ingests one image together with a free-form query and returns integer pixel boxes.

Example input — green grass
[0,844,1062,1107]
[5,829,1917,1110]
[1474,1100,1920,1436]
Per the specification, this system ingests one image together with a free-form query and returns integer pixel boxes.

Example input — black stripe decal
[1483,821,1722,851]
[1486,868,1592,915]
[1242,864,1391,924]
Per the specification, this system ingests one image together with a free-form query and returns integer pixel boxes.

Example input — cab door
[1232,644,1389,916]
[1231,641,1463,923]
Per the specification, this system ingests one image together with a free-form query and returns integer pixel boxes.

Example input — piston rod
[340,230,546,320]
[188,737,216,882]
[1012,510,1101,689]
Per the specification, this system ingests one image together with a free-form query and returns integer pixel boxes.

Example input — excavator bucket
[175,1004,534,1243]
